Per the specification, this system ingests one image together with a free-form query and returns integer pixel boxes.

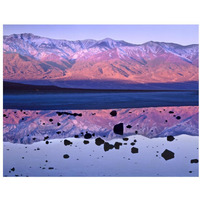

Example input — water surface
[3,91,198,110]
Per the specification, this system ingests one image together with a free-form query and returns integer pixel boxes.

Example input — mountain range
[3,33,199,89]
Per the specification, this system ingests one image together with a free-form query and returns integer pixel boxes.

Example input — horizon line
[3,32,199,47]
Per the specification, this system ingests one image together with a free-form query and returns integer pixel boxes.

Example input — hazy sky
[3,25,198,45]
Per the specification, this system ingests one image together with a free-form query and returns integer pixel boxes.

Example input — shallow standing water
[3,105,199,177]
[3,135,199,177]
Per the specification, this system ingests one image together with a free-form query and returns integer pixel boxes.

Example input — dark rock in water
[21,118,24,120]
[3,114,6,117]
[57,122,61,126]
[49,118,53,122]
[190,159,198,164]
[165,120,168,122]
[63,154,70,159]
[176,116,181,120]
[126,125,132,128]
[110,110,117,117]
[167,135,175,142]
[56,111,82,117]
[130,142,135,146]
[169,111,174,114]
[56,131,61,134]
[11,167,15,172]
[123,138,129,141]
[113,123,124,135]
[135,130,138,134]
[92,113,96,115]
[44,136,49,141]
[114,142,122,149]
[134,139,137,142]
[74,135,79,138]
[161,149,174,160]
[83,140,89,144]
[95,137,105,146]
[84,133,92,139]
[104,142,114,152]
[131,147,138,154]
[64,139,72,146]
[43,123,45,125]
[48,167,54,170]
[32,137,36,141]
[92,133,95,137]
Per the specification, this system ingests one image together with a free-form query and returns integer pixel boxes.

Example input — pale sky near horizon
[3,25,199,45]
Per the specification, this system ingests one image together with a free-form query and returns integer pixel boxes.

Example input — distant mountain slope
[3,33,199,89]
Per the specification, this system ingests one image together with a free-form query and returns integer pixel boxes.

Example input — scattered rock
[83,140,89,144]
[110,110,117,117]
[126,125,132,128]
[48,167,54,170]
[57,122,61,126]
[74,135,79,138]
[63,154,70,159]
[44,136,49,141]
[161,149,175,160]
[84,133,92,139]
[131,147,138,154]
[64,139,72,146]
[167,135,175,142]
[176,116,181,120]
[49,118,53,122]
[113,123,124,135]
[56,111,82,117]
[169,111,174,114]
[104,142,114,152]
[11,167,15,172]
[123,138,129,141]
[114,142,122,149]
[95,137,105,146]
[190,159,198,164]
[56,131,61,134]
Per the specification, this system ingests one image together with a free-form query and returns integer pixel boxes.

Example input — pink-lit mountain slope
[3,33,199,89]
